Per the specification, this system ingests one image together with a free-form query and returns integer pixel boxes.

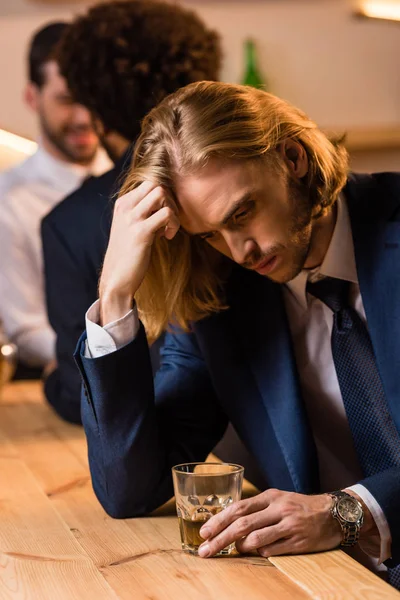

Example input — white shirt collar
[32,142,110,194]
[285,195,358,310]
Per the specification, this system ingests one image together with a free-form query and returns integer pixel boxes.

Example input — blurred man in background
[0,22,110,378]
[41,0,221,422]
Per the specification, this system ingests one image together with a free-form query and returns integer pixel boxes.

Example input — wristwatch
[328,490,364,547]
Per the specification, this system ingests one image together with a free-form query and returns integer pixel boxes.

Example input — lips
[252,254,279,275]
[68,132,93,143]
[253,256,273,270]
[66,128,95,142]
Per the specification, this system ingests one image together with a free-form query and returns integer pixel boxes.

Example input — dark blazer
[41,151,131,423]
[76,172,400,565]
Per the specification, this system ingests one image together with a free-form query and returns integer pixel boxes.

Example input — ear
[24,82,40,113]
[280,139,308,178]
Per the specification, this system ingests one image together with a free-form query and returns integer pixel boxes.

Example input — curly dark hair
[56,0,221,141]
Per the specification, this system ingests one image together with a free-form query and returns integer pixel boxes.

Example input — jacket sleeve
[74,325,228,518]
[41,216,92,424]
[359,469,400,567]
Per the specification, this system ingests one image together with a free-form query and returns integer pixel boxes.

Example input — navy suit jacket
[42,148,163,423]
[75,173,400,566]
[41,151,131,423]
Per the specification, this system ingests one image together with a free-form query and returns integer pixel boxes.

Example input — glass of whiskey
[172,462,244,556]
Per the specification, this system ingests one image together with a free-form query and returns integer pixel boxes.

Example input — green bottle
[242,39,266,90]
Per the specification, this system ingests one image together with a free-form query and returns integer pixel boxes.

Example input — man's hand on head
[99,181,180,326]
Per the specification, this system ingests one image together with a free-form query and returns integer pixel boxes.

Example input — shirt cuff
[85,299,140,358]
[347,483,392,564]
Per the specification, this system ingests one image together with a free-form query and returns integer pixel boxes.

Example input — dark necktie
[307,277,400,589]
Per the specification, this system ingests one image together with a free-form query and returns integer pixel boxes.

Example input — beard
[279,176,314,282]
[243,176,314,284]
[39,110,97,165]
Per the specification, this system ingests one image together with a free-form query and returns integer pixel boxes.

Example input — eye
[232,201,255,225]
[199,231,219,242]
[234,209,249,222]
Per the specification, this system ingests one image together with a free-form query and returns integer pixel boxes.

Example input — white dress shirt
[0,144,111,367]
[85,196,391,572]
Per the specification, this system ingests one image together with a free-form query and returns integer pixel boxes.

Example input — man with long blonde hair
[77,82,400,586]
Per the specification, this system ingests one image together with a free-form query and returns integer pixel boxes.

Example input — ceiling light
[357,1,400,22]
[0,128,37,155]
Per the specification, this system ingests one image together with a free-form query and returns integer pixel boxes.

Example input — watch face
[337,497,362,522]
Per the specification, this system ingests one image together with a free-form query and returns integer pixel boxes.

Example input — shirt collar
[33,142,108,193]
[285,195,358,310]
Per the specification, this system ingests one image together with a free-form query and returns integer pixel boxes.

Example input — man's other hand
[197,488,342,558]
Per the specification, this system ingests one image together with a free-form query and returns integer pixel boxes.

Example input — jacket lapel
[346,174,400,430]
[229,267,319,494]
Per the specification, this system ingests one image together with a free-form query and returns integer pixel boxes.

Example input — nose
[221,230,256,265]
[70,103,93,127]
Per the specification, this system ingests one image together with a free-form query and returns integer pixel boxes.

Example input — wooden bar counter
[0,381,398,599]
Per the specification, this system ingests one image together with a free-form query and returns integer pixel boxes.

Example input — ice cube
[204,494,223,508]
[187,495,200,506]
[191,507,212,522]
[221,496,233,509]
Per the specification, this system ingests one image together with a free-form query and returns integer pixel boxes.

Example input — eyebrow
[193,193,253,238]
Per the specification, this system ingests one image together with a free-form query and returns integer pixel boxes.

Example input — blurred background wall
[0,0,399,171]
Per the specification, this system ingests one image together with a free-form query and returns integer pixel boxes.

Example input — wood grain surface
[0,381,398,599]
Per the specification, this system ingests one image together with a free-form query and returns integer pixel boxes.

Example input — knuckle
[154,185,164,197]
[246,530,263,549]
[280,499,297,518]
[283,515,296,531]
[149,186,164,203]
[265,488,280,501]
[235,516,251,537]
[163,206,173,218]
[233,501,247,518]
[280,505,291,519]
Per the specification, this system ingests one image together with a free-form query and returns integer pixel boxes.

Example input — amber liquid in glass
[178,505,226,554]
[178,516,208,549]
